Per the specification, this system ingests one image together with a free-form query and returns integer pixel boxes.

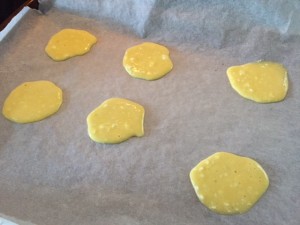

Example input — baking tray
[0,0,39,31]
[0,1,300,224]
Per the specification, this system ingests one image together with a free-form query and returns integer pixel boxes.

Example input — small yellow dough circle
[190,152,269,215]
[123,42,173,80]
[227,61,288,103]
[45,29,97,61]
[87,98,145,144]
[2,81,63,123]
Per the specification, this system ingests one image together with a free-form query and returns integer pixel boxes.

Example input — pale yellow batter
[45,29,97,61]
[123,42,173,80]
[190,152,269,215]
[87,98,145,144]
[2,81,63,123]
[227,61,288,103]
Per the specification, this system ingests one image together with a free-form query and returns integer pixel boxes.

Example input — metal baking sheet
[0,1,300,224]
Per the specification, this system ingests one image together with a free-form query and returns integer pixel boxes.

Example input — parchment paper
[1,1,300,224]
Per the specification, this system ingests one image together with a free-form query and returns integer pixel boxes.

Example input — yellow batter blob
[123,42,173,80]
[227,61,288,103]
[45,29,97,61]
[190,152,269,215]
[87,98,145,144]
[2,81,63,123]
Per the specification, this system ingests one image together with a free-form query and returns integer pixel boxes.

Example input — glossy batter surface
[87,98,145,144]
[2,81,63,123]
[45,29,97,61]
[227,61,288,103]
[123,42,173,80]
[190,152,269,215]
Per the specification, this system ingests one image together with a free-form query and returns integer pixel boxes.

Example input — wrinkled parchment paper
[1,1,300,224]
